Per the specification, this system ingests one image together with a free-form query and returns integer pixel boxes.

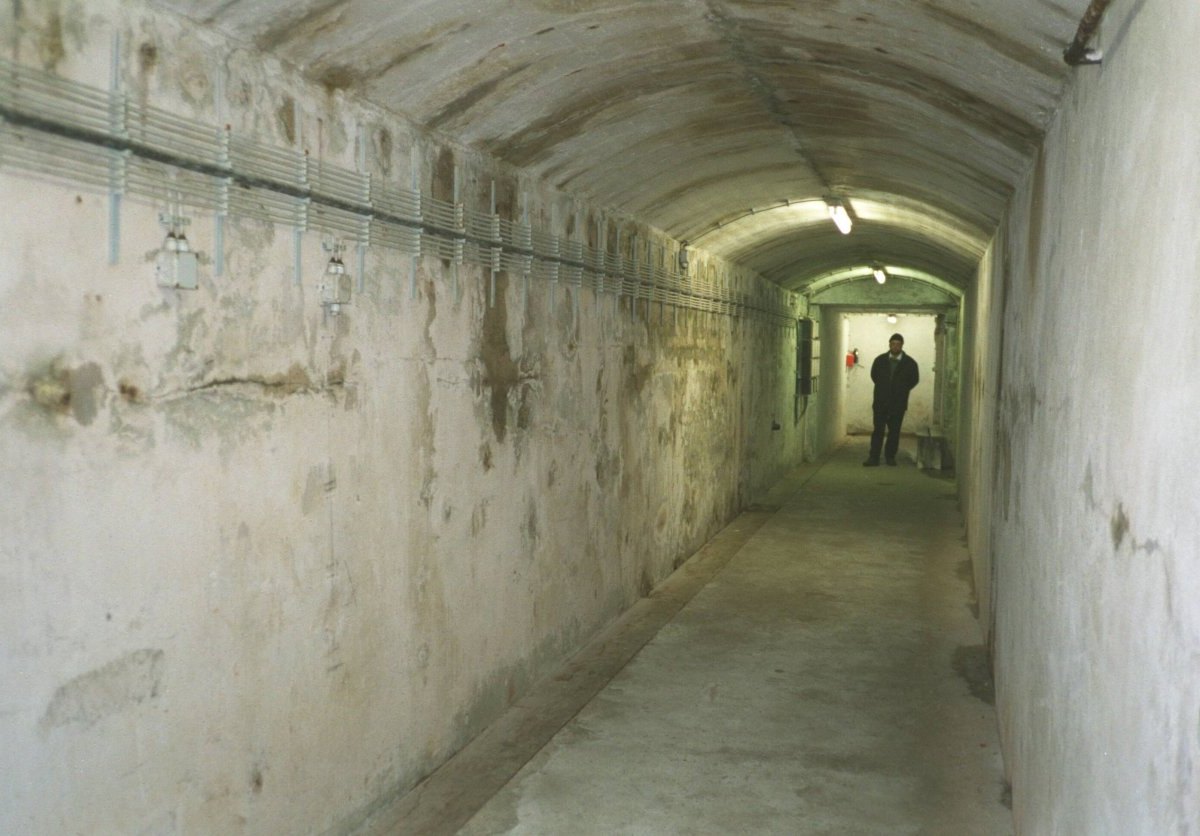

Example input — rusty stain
[1111,503,1130,550]
[492,176,517,221]
[315,64,362,92]
[277,96,296,144]
[524,502,539,543]
[37,10,66,70]
[623,347,653,396]
[771,37,1042,154]
[480,272,519,442]
[186,364,329,398]
[138,42,158,75]
[118,379,142,403]
[427,63,532,132]
[431,147,455,205]
[921,2,1063,78]
[28,361,71,414]
[483,46,727,167]
[373,127,393,175]
[637,162,797,217]
[27,360,103,424]
[306,22,472,89]
[253,0,347,52]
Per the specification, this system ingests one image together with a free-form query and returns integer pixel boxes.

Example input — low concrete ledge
[917,429,954,471]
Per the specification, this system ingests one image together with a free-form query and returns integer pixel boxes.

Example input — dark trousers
[868,408,905,462]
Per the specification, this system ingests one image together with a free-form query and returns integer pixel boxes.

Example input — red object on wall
[846,352,856,368]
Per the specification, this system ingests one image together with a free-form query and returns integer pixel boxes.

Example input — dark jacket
[870,351,919,413]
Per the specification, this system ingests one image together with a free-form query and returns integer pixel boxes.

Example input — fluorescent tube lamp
[873,266,887,284]
[827,202,853,235]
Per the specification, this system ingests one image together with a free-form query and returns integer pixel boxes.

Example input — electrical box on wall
[156,238,198,289]
[319,240,353,316]
[156,214,199,290]
[797,317,816,396]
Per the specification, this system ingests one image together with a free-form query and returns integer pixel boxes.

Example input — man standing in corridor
[864,333,919,467]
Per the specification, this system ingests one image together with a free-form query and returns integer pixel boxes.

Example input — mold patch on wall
[40,649,165,731]
[277,96,297,144]
[952,644,995,705]
[26,358,104,425]
[1110,502,1130,550]
[479,272,539,443]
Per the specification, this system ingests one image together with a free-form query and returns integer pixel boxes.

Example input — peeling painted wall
[966,0,1200,829]
[0,3,806,833]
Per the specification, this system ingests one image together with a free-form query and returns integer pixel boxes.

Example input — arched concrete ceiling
[693,194,984,289]
[154,0,1089,292]
[806,267,963,302]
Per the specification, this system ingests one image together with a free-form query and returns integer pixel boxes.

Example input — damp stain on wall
[952,644,995,705]
[40,649,165,731]
[479,271,540,443]
[1110,502,1130,550]
[26,359,105,426]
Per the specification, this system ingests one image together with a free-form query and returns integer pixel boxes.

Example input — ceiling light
[873,266,887,284]
[887,314,898,324]
[826,200,853,235]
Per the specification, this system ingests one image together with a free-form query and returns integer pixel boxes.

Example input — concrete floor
[367,441,1012,835]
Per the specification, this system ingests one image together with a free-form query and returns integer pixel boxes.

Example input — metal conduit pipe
[1064,0,1114,65]
[0,58,798,325]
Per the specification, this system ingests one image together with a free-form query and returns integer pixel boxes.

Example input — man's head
[888,333,904,355]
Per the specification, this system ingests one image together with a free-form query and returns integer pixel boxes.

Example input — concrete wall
[0,3,806,833]
[936,307,962,457]
[957,244,1002,644]
[968,0,1200,829]
[843,313,936,436]
[813,306,846,456]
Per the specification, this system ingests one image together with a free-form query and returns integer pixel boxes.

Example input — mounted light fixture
[826,199,853,235]
[887,314,898,324]
[319,239,352,316]
[873,265,888,284]
[678,241,689,272]
[155,212,199,290]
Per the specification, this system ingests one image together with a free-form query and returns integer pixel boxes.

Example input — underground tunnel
[1,0,1198,832]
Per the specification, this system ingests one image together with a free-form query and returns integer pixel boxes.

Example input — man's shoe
[862,459,880,467]
[886,459,897,466]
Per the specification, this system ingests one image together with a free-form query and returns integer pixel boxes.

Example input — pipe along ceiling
[151,0,1097,294]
